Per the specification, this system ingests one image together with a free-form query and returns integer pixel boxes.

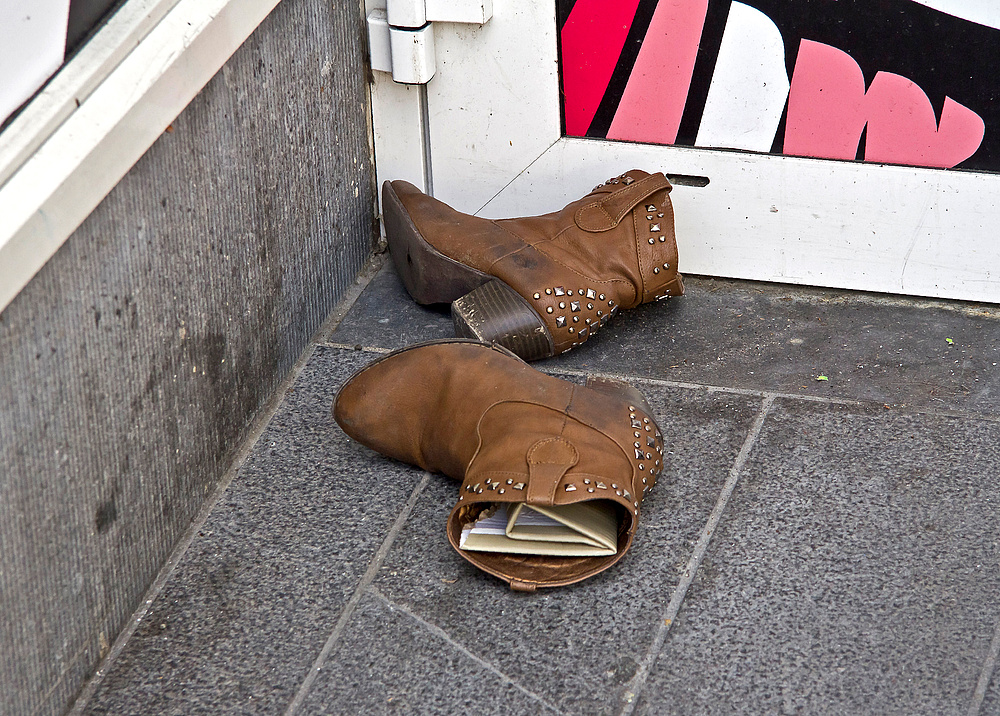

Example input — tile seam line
[320,339,855,403]
[68,254,381,712]
[367,587,569,716]
[283,472,432,716]
[618,393,776,716]
[319,343,1000,424]
[63,274,371,714]
[316,342,859,405]
[550,367,863,406]
[317,253,388,338]
[968,616,1000,715]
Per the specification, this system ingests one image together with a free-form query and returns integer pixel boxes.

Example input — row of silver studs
[626,403,666,514]
[560,478,634,504]
[465,479,524,495]
[644,199,678,300]
[594,174,636,191]
[533,286,619,345]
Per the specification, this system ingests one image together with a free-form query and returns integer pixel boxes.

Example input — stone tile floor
[72,259,1000,715]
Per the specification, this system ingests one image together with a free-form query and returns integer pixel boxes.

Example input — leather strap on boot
[575,173,673,232]
[525,437,579,505]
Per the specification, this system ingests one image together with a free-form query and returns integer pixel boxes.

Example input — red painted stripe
[606,0,708,145]
[561,0,642,137]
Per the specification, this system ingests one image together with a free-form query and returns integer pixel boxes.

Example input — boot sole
[382,181,556,361]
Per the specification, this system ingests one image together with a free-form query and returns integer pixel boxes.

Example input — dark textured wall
[0,0,375,713]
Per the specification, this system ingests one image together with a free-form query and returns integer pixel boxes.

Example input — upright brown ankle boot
[382,170,684,361]
[333,340,665,590]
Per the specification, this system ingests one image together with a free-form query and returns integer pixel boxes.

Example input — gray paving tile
[331,263,1000,414]
[298,592,562,715]
[80,347,422,714]
[326,261,454,348]
[557,278,1000,415]
[980,635,1000,714]
[365,384,763,715]
[636,399,1000,716]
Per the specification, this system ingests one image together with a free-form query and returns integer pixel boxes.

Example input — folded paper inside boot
[459,501,618,556]
[449,500,634,588]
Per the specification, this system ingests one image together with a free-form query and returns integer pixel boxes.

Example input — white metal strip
[0,0,281,314]
[0,0,184,189]
[0,0,71,127]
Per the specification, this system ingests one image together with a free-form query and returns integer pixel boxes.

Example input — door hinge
[367,0,493,84]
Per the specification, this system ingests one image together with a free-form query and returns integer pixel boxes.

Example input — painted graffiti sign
[559,0,1000,171]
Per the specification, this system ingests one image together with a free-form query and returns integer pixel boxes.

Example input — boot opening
[448,500,636,588]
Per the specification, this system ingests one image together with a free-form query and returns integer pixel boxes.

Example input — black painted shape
[586,0,659,139]
[674,0,732,147]
[66,0,124,56]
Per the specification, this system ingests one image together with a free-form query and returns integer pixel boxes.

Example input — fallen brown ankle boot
[333,339,665,590]
[382,170,684,361]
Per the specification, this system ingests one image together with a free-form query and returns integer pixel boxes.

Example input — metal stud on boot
[332,339,665,589]
[381,170,684,361]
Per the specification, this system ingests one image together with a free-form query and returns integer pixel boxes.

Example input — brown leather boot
[333,340,665,590]
[382,170,684,361]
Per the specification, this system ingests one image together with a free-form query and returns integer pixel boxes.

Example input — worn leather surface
[333,340,664,589]
[389,170,684,354]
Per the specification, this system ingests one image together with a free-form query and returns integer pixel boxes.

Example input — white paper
[459,504,565,546]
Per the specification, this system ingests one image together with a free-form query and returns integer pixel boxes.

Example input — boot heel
[451,280,555,361]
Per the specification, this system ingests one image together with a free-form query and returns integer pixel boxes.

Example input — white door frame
[371,1,1000,304]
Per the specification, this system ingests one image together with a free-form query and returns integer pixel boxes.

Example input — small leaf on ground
[816,375,829,381]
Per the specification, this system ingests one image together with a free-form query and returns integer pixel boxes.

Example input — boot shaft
[393,170,681,304]
[496,171,681,306]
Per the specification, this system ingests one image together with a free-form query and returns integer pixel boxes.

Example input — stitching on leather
[575,199,613,231]
[595,203,615,229]
[466,470,530,479]
[483,220,535,272]
[468,470,626,483]
[529,247,634,292]
[560,384,575,434]
[578,175,670,230]
[527,437,578,465]
[489,244,634,304]
[634,198,648,301]
[485,220,580,274]
[526,223,573,251]
[563,402,642,490]
[468,399,572,474]
[485,220,637,302]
